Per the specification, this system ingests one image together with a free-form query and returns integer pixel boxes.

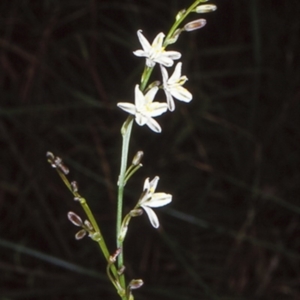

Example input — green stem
[140,66,154,91]
[117,115,134,290]
[56,169,124,296]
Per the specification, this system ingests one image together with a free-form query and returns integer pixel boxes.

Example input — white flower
[160,62,193,111]
[138,176,172,228]
[133,30,181,68]
[117,85,168,133]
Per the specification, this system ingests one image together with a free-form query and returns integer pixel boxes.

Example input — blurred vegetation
[1,0,300,299]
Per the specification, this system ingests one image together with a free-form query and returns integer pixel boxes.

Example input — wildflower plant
[47,1,216,299]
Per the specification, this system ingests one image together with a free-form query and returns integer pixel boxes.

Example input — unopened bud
[47,152,69,174]
[71,181,78,193]
[56,157,69,175]
[110,248,122,262]
[175,9,186,21]
[84,220,94,231]
[166,28,182,45]
[129,209,143,217]
[46,152,55,167]
[132,151,144,166]
[128,279,144,290]
[184,19,206,32]
[75,229,87,240]
[118,265,126,275]
[147,81,160,89]
[67,211,83,227]
[196,4,217,13]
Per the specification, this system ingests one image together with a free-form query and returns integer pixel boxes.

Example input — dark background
[1,0,300,299]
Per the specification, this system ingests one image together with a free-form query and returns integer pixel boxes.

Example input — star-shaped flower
[138,176,172,228]
[133,30,181,68]
[160,62,193,111]
[117,85,168,133]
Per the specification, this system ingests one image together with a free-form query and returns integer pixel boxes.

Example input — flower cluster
[117,29,195,132]
[116,11,216,227]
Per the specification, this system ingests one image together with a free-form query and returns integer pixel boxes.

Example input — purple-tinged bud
[67,211,83,226]
[184,19,206,32]
[75,229,87,240]
[128,279,144,290]
[109,248,122,262]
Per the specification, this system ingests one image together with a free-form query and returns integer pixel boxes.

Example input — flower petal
[165,50,182,61]
[152,32,165,49]
[160,64,169,84]
[147,102,168,117]
[144,86,159,104]
[168,62,182,83]
[143,177,150,191]
[117,102,136,115]
[165,91,175,111]
[146,193,172,207]
[170,86,193,102]
[149,176,159,192]
[154,55,175,67]
[134,85,145,108]
[145,117,162,133]
[137,30,151,51]
[135,112,148,126]
[142,205,160,228]
[133,49,147,57]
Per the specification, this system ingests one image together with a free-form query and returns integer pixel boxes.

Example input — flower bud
[46,152,55,167]
[84,220,94,231]
[166,28,182,45]
[67,211,83,227]
[128,279,144,290]
[175,9,186,21]
[118,265,126,275]
[129,209,143,217]
[57,159,69,175]
[71,181,78,193]
[110,248,122,262]
[195,4,217,13]
[132,151,144,166]
[184,19,206,32]
[75,229,87,240]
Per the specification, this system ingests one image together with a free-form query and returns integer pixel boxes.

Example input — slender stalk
[116,115,134,291]
[140,66,153,91]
